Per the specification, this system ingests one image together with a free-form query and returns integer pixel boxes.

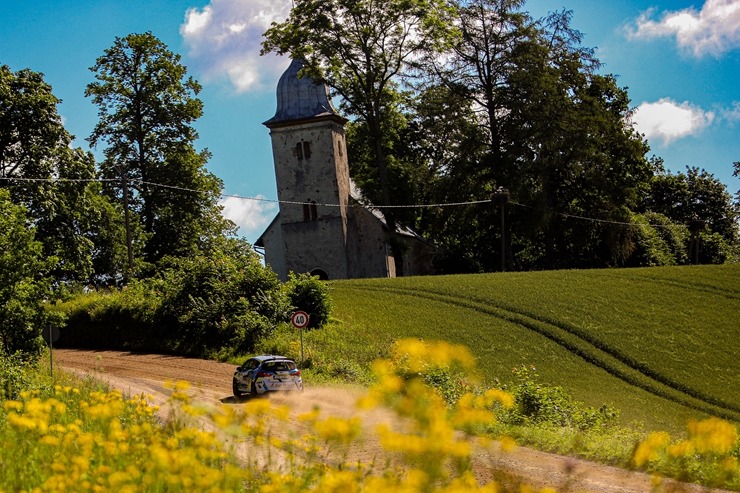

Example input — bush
[0,190,56,360]
[285,272,332,329]
[0,353,35,401]
[500,366,619,431]
[623,212,681,267]
[55,238,313,360]
[156,240,291,357]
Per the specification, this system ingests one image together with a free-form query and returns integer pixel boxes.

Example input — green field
[303,264,739,433]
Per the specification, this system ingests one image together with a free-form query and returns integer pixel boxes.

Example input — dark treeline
[263,0,739,273]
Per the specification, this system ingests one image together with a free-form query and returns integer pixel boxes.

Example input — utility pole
[492,187,510,272]
[688,218,706,265]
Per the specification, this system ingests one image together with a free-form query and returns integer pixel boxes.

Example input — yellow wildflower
[687,417,738,455]
[633,431,670,467]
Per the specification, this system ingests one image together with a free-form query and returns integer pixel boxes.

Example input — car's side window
[249,360,260,370]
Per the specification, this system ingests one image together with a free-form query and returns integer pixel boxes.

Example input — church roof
[263,58,341,126]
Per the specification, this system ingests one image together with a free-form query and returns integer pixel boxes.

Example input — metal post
[492,187,510,272]
[48,323,53,378]
[300,327,304,365]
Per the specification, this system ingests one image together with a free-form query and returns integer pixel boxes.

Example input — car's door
[239,358,259,386]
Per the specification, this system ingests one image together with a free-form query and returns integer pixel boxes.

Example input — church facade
[255,59,433,281]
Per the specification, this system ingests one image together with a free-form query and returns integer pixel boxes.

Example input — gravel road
[54,349,726,493]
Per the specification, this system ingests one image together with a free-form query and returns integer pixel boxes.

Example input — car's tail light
[257,371,271,378]
[293,370,300,376]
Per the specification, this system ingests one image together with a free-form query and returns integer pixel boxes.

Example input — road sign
[291,310,310,329]
[42,324,60,345]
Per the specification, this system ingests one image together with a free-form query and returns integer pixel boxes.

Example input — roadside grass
[4,343,739,492]
[256,264,740,434]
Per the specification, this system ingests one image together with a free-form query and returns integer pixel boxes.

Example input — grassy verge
[3,342,739,492]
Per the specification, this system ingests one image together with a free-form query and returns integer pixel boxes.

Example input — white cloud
[628,0,740,57]
[722,101,740,122]
[632,98,715,145]
[180,0,292,92]
[219,195,276,237]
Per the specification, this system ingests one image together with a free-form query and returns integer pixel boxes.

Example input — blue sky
[2,0,738,243]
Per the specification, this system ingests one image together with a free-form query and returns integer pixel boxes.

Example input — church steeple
[263,59,342,127]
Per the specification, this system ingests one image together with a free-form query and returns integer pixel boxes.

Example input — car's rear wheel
[251,380,257,395]
[233,378,243,398]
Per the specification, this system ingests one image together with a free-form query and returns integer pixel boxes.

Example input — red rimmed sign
[291,310,309,329]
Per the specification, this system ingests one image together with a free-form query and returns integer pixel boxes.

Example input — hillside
[326,264,740,432]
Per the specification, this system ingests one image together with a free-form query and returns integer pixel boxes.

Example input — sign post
[42,323,60,378]
[290,310,310,364]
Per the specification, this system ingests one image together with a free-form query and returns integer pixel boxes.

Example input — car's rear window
[262,360,296,372]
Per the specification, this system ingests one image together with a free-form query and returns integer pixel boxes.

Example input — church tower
[256,59,432,280]
[260,59,353,280]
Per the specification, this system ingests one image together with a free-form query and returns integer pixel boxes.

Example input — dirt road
[54,349,724,493]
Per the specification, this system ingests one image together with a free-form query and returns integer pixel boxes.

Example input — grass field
[293,264,739,433]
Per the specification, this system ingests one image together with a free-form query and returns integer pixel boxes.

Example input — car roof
[252,355,293,362]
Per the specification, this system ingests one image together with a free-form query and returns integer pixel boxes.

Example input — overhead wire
[0,175,689,230]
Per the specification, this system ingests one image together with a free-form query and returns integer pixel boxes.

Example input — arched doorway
[310,268,329,280]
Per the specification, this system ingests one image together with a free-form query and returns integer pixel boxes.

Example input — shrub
[156,240,291,357]
[284,272,332,328]
[390,339,478,406]
[0,353,35,401]
[623,212,679,267]
[56,238,299,359]
[500,365,619,431]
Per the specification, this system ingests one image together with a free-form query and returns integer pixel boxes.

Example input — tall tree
[262,0,457,272]
[86,32,229,268]
[421,3,651,270]
[0,65,108,283]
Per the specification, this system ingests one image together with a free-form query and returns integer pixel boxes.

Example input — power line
[0,176,117,183]
[0,175,692,230]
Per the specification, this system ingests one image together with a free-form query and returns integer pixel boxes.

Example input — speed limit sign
[291,310,310,328]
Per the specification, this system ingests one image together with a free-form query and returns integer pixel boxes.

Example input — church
[255,59,433,281]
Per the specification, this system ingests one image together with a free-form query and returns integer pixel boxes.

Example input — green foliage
[0,353,35,400]
[156,239,290,357]
[0,190,55,359]
[500,366,619,431]
[618,212,685,267]
[0,65,106,285]
[86,32,230,267]
[644,165,739,246]
[285,273,332,328]
[56,238,312,360]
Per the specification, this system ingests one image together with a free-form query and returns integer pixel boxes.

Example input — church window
[303,200,318,221]
[295,141,311,161]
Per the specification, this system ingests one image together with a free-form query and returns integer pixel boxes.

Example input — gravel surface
[54,349,727,493]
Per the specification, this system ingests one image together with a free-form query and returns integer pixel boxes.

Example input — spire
[263,58,341,126]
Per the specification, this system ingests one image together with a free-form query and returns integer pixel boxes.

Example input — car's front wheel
[233,378,243,398]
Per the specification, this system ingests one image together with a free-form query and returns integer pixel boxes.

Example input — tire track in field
[342,284,740,422]
[588,271,740,302]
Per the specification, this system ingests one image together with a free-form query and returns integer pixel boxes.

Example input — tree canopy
[0,65,114,283]
[86,32,230,268]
